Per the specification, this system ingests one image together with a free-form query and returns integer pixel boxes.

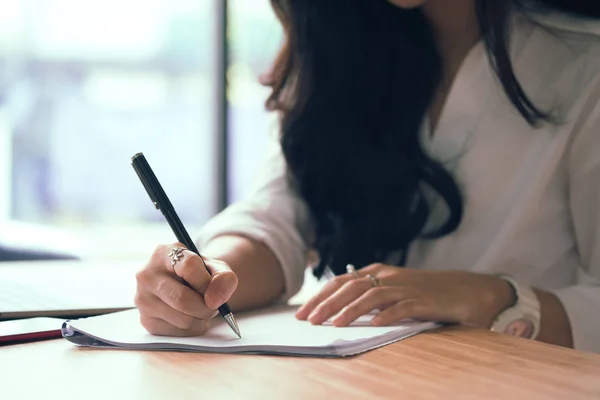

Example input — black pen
[131,152,241,338]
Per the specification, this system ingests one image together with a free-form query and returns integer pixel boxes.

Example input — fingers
[136,243,240,337]
[360,263,387,275]
[152,243,187,274]
[203,259,238,310]
[296,263,389,321]
[153,244,238,309]
[139,315,211,337]
[135,272,217,337]
[305,278,374,325]
[331,287,412,327]
[371,298,433,326]
[153,243,213,294]
[295,274,355,320]
[135,291,217,330]
[137,270,217,316]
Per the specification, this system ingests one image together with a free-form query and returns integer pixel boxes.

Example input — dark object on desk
[0,317,63,346]
[0,244,79,262]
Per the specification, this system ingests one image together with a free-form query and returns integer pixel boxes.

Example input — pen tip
[224,313,241,339]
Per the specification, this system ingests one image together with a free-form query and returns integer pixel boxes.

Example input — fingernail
[371,317,383,326]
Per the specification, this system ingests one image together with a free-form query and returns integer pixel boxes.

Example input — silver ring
[346,264,360,278]
[367,274,381,287]
[168,247,185,271]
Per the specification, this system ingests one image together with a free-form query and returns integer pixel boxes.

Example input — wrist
[490,275,542,339]
[531,289,573,348]
[481,276,517,329]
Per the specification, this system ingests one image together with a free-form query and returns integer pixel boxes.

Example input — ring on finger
[168,247,185,272]
[367,273,381,287]
[346,264,360,278]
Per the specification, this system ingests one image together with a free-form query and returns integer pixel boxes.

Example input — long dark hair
[265,0,600,278]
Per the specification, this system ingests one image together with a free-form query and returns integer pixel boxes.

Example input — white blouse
[197,9,600,353]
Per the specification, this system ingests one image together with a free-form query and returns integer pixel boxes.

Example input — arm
[134,135,311,337]
[201,234,285,312]
[291,79,600,352]
[532,289,573,348]
[546,78,600,352]
[196,134,314,312]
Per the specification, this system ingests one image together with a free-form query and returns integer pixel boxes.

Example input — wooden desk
[2,327,599,400]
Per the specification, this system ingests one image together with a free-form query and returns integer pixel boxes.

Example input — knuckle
[152,244,167,260]
[133,292,144,308]
[371,263,386,272]
[330,276,348,288]
[135,268,152,286]
[155,278,169,296]
[192,321,210,336]
[171,289,187,310]
[365,262,384,271]
[317,304,331,315]
[157,280,187,309]
[178,315,195,330]
[404,299,421,315]
[369,286,388,297]
[402,298,421,313]
[343,304,360,316]
[343,278,364,290]
[139,315,158,334]
[179,255,208,284]
[179,254,196,274]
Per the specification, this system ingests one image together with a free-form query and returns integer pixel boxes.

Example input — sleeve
[553,78,600,353]
[196,132,314,301]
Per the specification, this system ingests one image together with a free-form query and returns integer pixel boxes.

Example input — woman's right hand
[134,243,238,337]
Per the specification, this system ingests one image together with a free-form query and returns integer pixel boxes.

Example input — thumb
[203,259,238,310]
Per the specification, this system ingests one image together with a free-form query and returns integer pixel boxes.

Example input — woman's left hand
[295,263,516,329]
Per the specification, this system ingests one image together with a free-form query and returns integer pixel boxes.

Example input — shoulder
[514,7,600,63]
[526,11,600,169]
[518,6,600,38]
[509,8,600,119]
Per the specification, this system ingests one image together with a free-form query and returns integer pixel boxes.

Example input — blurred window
[0,0,282,259]
[227,0,282,203]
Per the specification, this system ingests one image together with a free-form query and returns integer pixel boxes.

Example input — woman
[134,0,600,353]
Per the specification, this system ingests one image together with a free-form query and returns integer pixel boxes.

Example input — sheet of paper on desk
[61,305,438,357]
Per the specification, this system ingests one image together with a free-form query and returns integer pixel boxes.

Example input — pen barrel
[132,152,238,335]
[218,302,232,317]
[162,209,199,254]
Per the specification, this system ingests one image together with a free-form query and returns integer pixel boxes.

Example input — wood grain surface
[2,325,600,400]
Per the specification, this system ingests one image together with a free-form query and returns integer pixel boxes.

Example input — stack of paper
[62,305,438,357]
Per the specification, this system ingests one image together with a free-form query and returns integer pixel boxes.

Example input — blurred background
[0,0,283,260]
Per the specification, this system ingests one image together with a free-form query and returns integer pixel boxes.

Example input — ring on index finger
[168,247,185,273]
[367,274,382,288]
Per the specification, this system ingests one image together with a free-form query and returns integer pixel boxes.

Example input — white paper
[63,305,438,357]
